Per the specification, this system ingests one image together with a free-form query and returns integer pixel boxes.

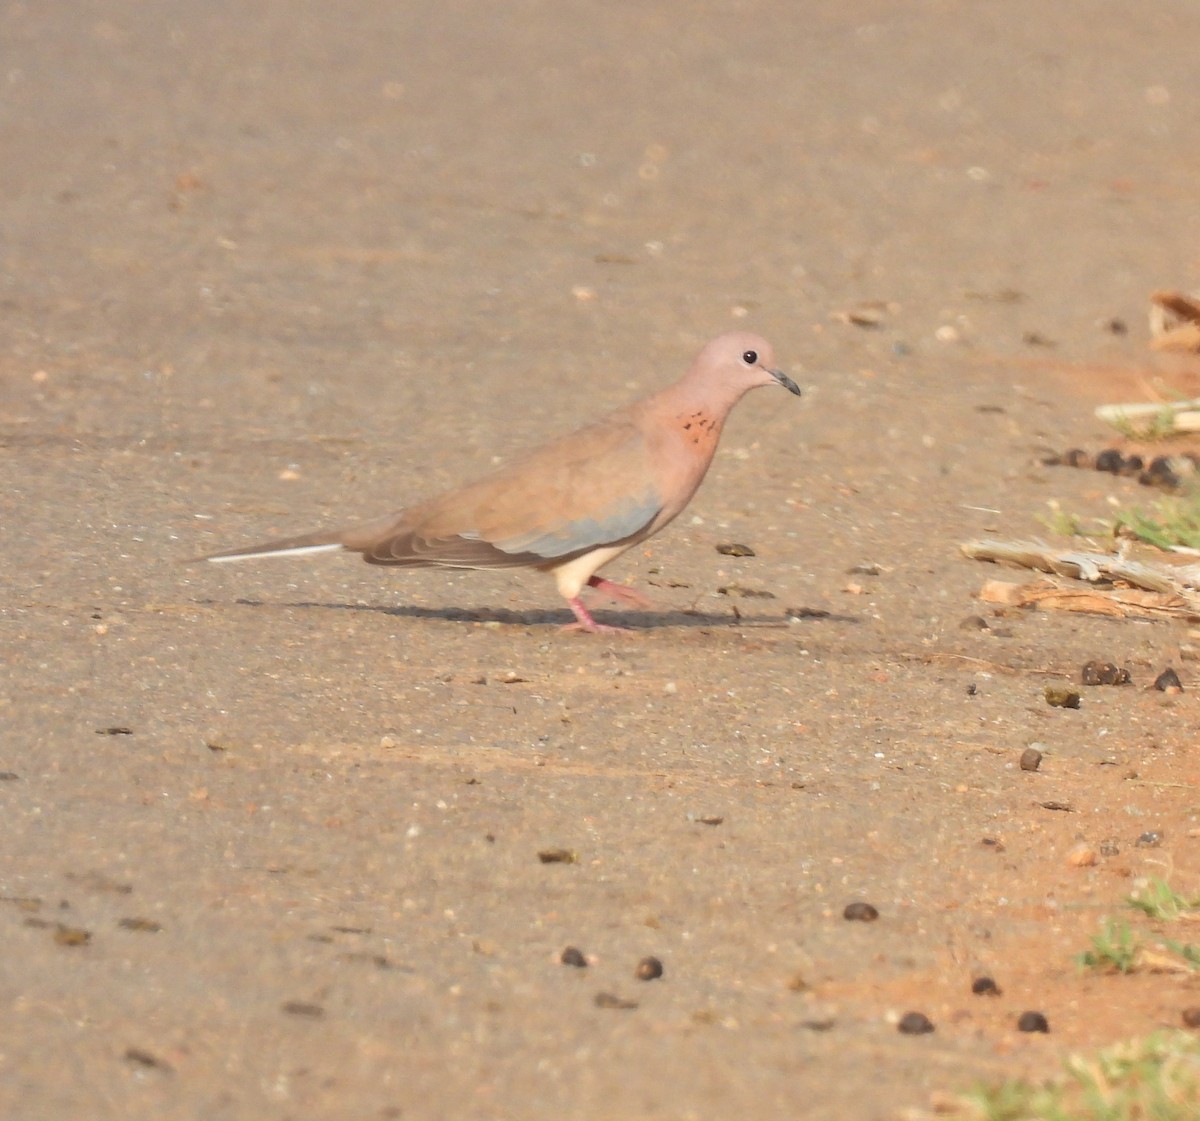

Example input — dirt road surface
[5,3,1200,1118]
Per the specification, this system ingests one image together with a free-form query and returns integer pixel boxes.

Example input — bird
[196,332,801,632]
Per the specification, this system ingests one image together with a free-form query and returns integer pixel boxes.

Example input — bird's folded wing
[353,418,665,568]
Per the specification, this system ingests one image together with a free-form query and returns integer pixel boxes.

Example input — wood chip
[964,539,1200,621]
[1150,290,1200,353]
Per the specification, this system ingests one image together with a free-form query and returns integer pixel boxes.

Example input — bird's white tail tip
[206,542,344,563]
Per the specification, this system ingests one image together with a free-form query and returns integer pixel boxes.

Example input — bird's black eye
[742,350,758,365]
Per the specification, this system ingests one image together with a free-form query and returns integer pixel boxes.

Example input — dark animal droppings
[635,956,664,981]
[843,902,880,922]
[1154,667,1183,692]
[897,1011,935,1035]
[1081,660,1131,686]
[1017,1011,1050,1033]
[537,848,578,864]
[1043,686,1080,709]
[594,992,638,1010]
[281,1001,325,1018]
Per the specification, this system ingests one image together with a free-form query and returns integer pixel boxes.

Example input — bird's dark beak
[769,368,803,396]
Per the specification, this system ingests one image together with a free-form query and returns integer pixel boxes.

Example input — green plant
[1113,488,1200,550]
[1161,939,1200,969]
[1127,879,1200,922]
[1037,500,1087,538]
[1077,919,1142,974]
[954,1031,1200,1120]
[1106,405,1181,442]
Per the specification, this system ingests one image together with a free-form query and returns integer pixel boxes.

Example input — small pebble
[1017,1011,1050,1033]
[53,925,91,947]
[594,992,638,1010]
[634,956,664,981]
[786,605,831,620]
[1182,1007,1200,1028]
[281,1001,324,1019]
[1066,842,1098,868]
[1062,448,1092,468]
[717,584,775,599]
[1099,839,1121,857]
[1136,831,1163,848]
[1019,747,1043,772]
[560,946,588,968]
[971,976,1001,996]
[716,542,756,557]
[1094,449,1124,474]
[1154,667,1183,693]
[843,902,879,922]
[118,917,163,933]
[897,1011,935,1035]
[124,1048,171,1071]
[537,848,578,864]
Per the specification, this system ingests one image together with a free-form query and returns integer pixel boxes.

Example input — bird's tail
[190,528,347,564]
[190,510,406,564]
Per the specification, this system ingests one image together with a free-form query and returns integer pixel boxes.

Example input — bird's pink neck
[673,405,724,451]
[658,375,748,452]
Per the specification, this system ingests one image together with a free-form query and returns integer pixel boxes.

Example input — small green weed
[1113,488,1200,550]
[1106,405,1181,441]
[1162,939,1200,969]
[1036,500,1089,538]
[1077,919,1142,974]
[954,1031,1200,1120]
[1127,879,1200,922]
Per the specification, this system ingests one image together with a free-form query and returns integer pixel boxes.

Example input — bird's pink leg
[563,595,634,634]
[586,575,654,610]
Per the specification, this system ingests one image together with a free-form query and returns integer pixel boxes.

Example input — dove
[197,332,800,631]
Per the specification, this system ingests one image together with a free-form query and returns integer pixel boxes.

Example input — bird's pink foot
[564,595,635,634]
[586,576,654,610]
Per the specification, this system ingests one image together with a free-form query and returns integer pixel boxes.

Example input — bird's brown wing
[346,414,664,569]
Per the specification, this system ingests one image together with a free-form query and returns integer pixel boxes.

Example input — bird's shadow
[199,597,861,631]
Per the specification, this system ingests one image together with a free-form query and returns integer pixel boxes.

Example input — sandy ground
[5,2,1200,1118]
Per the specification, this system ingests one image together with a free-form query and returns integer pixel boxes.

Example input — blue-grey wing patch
[479,485,662,560]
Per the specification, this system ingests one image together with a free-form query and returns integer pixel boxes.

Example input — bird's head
[695,332,801,398]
